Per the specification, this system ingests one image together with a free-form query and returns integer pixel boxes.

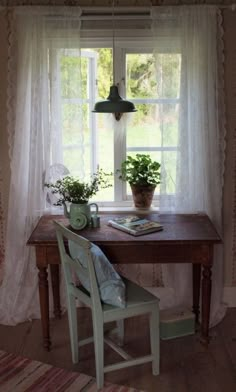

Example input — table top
[27,213,222,247]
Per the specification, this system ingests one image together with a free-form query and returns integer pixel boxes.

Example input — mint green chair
[54,221,160,390]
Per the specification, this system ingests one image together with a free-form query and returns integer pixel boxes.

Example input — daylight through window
[50,40,181,206]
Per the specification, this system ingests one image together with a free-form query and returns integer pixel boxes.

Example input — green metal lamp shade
[93,85,137,120]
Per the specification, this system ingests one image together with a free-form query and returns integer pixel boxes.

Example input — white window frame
[53,35,181,208]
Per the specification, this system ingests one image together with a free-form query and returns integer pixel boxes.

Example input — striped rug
[0,350,143,392]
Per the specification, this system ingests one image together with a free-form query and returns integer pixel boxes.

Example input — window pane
[159,103,179,146]
[62,103,90,177]
[160,151,177,194]
[62,103,84,145]
[60,52,81,99]
[126,53,181,100]
[126,53,157,99]
[91,114,114,202]
[155,53,181,99]
[127,103,179,149]
[82,48,112,99]
[63,146,91,178]
[81,56,89,100]
[94,48,112,99]
[127,104,161,148]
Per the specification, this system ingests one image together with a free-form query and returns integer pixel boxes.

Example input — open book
[108,215,163,236]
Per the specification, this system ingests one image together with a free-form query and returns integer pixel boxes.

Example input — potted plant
[117,154,161,209]
[45,169,112,229]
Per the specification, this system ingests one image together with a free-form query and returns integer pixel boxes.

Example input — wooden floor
[0,308,236,392]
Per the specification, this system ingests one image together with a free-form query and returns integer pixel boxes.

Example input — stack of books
[108,215,163,236]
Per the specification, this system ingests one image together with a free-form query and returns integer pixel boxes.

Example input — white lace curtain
[152,6,226,326]
[0,6,82,324]
[0,5,226,327]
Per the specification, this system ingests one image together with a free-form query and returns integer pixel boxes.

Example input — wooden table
[27,213,221,351]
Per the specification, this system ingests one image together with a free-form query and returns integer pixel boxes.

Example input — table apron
[35,243,213,267]
[100,243,212,264]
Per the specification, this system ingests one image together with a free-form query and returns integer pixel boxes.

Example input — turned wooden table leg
[192,264,201,325]
[38,266,51,351]
[50,264,61,319]
[201,264,212,345]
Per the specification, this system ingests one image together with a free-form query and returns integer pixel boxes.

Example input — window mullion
[113,46,126,202]
[89,54,98,174]
[51,49,63,164]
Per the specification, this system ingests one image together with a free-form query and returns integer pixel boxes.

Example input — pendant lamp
[92,1,137,121]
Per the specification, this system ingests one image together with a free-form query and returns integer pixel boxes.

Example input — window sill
[98,205,159,214]
[43,205,160,215]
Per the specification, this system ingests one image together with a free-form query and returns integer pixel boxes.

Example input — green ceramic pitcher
[63,202,98,230]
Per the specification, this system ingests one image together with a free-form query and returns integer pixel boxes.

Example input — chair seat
[103,278,159,322]
[78,278,158,312]
[103,278,158,310]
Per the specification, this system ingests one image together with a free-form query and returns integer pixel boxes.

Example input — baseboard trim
[223,287,236,307]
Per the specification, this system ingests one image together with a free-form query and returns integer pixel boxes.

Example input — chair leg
[67,293,79,364]
[116,319,124,346]
[150,307,160,376]
[93,317,104,389]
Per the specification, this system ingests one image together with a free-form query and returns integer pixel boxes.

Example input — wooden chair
[54,221,160,390]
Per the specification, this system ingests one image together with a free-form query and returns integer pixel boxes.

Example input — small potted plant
[45,169,112,229]
[117,154,161,209]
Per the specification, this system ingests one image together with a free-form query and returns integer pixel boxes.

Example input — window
[50,37,181,206]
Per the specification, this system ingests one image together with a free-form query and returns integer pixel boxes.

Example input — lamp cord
[112,0,115,85]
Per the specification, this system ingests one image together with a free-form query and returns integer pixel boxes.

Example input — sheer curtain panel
[152,6,226,326]
[0,7,82,325]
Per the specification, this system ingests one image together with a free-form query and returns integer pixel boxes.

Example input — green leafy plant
[45,169,112,205]
[117,154,161,186]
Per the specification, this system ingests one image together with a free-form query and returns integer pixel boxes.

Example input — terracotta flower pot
[130,184,156,209]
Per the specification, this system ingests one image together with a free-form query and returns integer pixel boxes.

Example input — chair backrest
[54,221,103,314]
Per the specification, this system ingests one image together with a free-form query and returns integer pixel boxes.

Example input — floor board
[0,308,236,391]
